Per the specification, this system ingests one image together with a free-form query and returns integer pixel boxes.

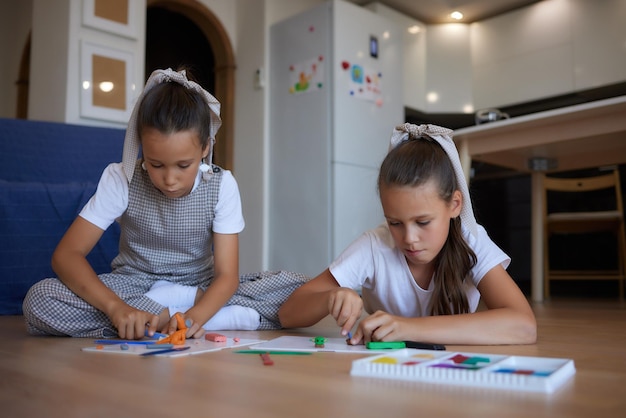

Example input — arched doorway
[146,8,215,93]
[146,0,235,170]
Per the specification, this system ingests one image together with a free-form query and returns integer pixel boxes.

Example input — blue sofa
[0,117,125,314]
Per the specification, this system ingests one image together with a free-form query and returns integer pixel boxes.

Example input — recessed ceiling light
[450,11,464,20]
[408,25,421,34]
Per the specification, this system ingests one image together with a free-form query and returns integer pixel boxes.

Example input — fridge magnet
[341,61,383,104]
[288,56,324,94]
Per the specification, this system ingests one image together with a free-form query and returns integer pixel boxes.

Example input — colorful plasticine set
[84,332,575,393]
[350,348,575,393]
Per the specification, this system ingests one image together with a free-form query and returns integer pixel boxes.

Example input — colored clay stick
[205,333,227,342]
[146,343,174,349]
[366,341,406,350]
[144,329,169,340]
[404,341,446,350]
[94,340,156,345]
[141,346,191,356]
[259,353,274,366]
[233,350,312,355]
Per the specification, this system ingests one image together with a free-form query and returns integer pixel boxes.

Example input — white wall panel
[471,0,571,66]
[471,0,574,108]
[571,0,626,90]
[473,43,574,108]
[425,23,473,113]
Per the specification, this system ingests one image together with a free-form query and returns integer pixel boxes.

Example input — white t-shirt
[329,222,510,317]
[79,162,245,234]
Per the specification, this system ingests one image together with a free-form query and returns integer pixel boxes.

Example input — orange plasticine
[156,313,188,345]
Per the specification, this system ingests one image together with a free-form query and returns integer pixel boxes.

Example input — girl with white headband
[279,123,536,345]
[23,68,306,339]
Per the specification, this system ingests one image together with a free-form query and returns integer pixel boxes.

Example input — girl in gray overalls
[22,68,307,339]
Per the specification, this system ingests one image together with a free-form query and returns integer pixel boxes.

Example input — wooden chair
[543,168,625,299]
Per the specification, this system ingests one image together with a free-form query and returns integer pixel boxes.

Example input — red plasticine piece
[260,353,274,366]
[450,354,470,364]
[205,333,227,342]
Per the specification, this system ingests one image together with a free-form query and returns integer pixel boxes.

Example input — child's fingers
[167,313,180,335]
[329,289,360,324]
[348,325,365,345]
[174,312,187,329]
[338,299,363,336]
[144,314,160,337]
[359,311,393,342]
[182,317,200,338]
[341,313,360,337]
[190,324,205,339]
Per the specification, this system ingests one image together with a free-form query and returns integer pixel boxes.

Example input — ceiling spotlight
[408,25,421,34]
[450,11,463,20]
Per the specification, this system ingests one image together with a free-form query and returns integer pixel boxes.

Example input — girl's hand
[182,315,206,339]
[354,310,408,343]
[166,312,206,339]
[328,287,363,337]
[110,304,159,340]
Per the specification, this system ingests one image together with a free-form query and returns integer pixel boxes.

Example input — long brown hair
[136,69,212,151]
[377,138,477,315]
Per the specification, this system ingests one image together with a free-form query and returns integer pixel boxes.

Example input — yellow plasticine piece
[372,357,398,364]
[412,354,435,359]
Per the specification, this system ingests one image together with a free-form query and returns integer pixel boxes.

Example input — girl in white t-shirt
[279,123,536,345]
[22,68,306,339]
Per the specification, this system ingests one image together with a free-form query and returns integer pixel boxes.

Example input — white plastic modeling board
[83,335,266,358]
[350,348,575,393]
[250,336,398,353]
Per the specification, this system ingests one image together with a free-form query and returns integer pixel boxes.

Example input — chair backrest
[543,169,623,215]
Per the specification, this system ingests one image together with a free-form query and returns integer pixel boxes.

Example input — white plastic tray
[350,348,575,393]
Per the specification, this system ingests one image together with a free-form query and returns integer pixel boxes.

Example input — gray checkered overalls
[22,162,308,337]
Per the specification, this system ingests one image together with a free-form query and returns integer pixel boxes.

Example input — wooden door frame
[16,33,30,119]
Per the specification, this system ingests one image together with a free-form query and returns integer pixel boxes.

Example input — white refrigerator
[268,0,404,276]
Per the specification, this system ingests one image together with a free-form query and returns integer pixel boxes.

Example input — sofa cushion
[0,117,125,184]
[0,180,120,314]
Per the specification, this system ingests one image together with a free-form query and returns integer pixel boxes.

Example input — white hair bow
[390,123,478,238]
[121,68,222,183]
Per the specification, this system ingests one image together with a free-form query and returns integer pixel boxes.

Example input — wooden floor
[1,298,625,418]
